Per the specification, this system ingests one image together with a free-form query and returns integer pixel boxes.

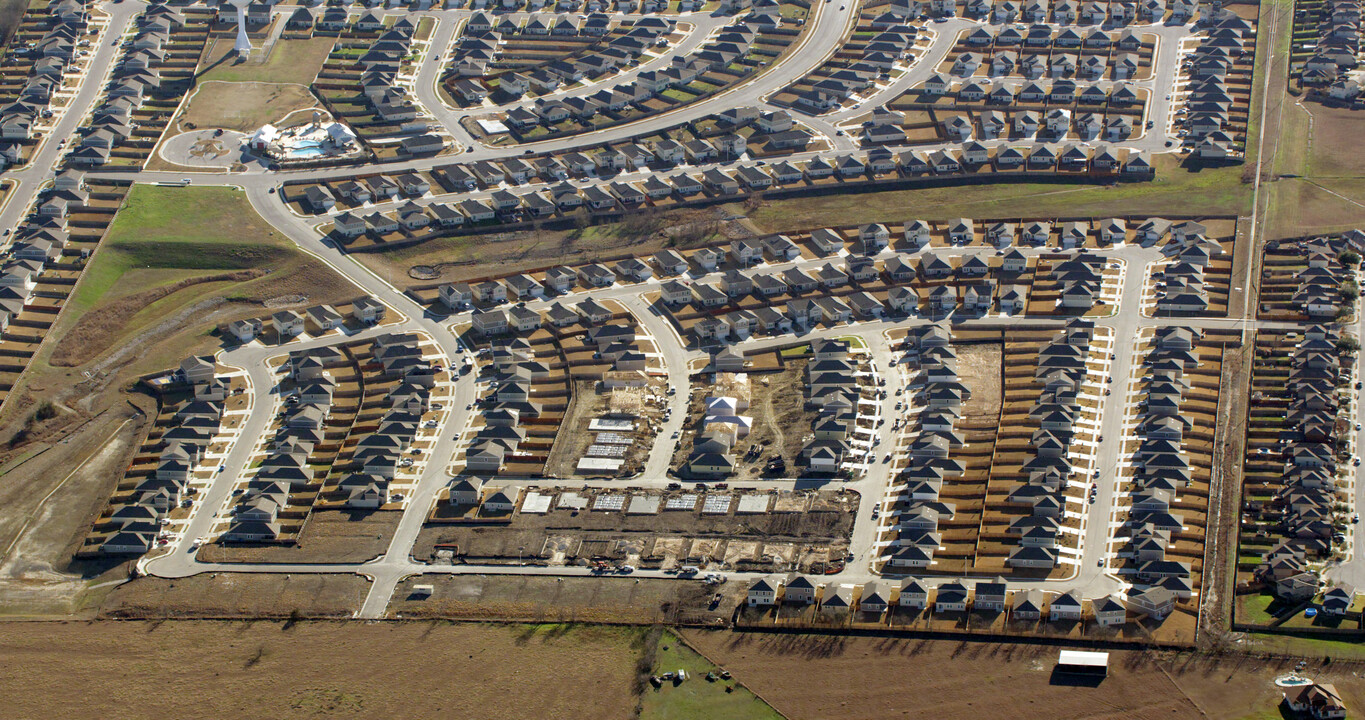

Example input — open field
[684,630,1365,720]
[179,81,320,133]
[197,36,336,85]
[0,621,643,719]
[0,0,27,50]
[98,573,370,619]
[740,158,1251,233]
[389,574,745,625]
[352,217,697,289]
[1260,101,1365,239]
[0,410,144,617]
[1256,0,1365,240]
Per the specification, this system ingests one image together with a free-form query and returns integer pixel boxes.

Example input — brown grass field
[0,621,643,719]
[740,157,1251,234]
[97,573,371,619]
[179,81,320,133]
[198,36,336,85]
[195,510,401,564]
[684,630,1365,720]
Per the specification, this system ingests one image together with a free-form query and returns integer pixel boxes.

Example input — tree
[1341,250,1360,267]
[1337,335,1360,354]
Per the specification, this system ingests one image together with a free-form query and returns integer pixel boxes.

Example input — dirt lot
[390,574,745,625]
[414,490,857,566]
[98,572,369,619]
[0,620,642,719]
[739,156,1250,235]
[955,342,1002,419]
[672,357,818,480]
[0,409,146,617]
[197,510,401,564]
[684,630,1365,720]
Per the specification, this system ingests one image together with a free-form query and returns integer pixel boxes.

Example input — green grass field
[37,184,356,376]
[640,632,784,720]
[743,156,1251,233]
[67,185,290,317]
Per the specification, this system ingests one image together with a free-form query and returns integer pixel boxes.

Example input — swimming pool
[286,145,325,158]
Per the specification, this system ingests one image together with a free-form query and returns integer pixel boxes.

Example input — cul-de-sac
[0,0,1361,715]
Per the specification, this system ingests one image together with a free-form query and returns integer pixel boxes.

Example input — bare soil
[357,206,731,289]
[196,510,401,564]
[955,342,1002,419]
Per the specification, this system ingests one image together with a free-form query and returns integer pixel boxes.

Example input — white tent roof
[251,123,278,144]
[1057,650,1108,668]
[326,122,356,144]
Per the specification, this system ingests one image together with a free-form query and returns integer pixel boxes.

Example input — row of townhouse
[747,574,1137,626]
[1182,14,1254,160]
[932,0,1193,24]
[69,4,191,165]
[1116,325,1204,612]
[1153,232,1219,315]
[675,248,1097,344]
[459,0,690,15]
[350,19,427,136]
[1291,237,1348,320]
[99,358,228,554]
[308,136,1151,221]
[506,8,769,127]
[683,366,760,477]
[999,319,1099,570]
[226,339,359,541]
[463,16,673,101]
[329,341,434,508]
[952,47,1137,81]
[882,325,967,570]
[679,248,986,343]
[443,477,518,513]
[0,170,89,333]
[960,24,1144,51]
[798,339,865,475]
[1299,0,1360,90]
[1251,324,1349,604]
[464,337,551,473]
[225,296,385,344]
[790,25,918,114]
[0,0,89,144]
[927,73,1144,107]
[1050,251,1106,311]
